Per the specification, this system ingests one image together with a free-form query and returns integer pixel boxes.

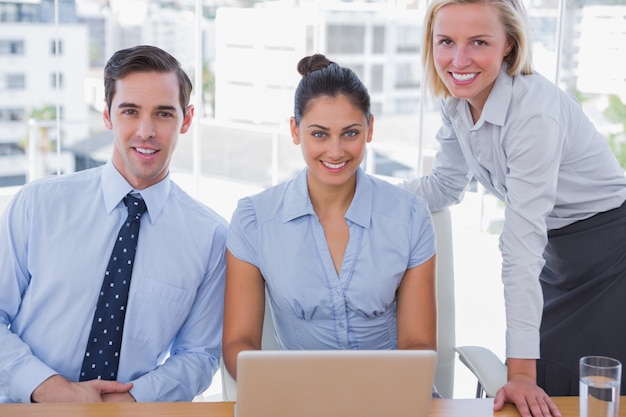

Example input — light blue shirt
[402,65,626,359]
[0,161,228,403]
[228,168,436,350]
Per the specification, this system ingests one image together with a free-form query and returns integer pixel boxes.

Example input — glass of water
[580,356,622,417]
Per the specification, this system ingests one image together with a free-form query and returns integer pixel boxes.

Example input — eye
[121,109,138,116]
[473,39,487,46]
[157,111,175,118]
[344,130,358,138]
[312,131,326,139]
[438,38,453,46]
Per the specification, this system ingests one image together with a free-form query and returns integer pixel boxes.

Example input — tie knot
[123,194,147,219]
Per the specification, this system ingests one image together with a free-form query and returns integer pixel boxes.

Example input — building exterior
[214,3,423,126]
[576,5,626,101]
[0,23,89,145]
[0,1,87,183]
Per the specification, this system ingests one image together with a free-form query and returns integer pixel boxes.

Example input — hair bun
[297,54,333,77]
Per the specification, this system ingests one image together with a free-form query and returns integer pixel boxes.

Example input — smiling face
[432,3,512,118]
[291,94,373,192]
[103,71,193,190]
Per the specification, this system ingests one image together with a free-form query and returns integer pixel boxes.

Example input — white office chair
[454,345,507,398]
[220,208,507,400]
[431,209,507,399]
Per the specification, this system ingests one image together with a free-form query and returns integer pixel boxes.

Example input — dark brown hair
[293,54,371,125]
[104,45,193,116]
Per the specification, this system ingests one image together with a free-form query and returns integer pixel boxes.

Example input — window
[50,73,64,89]
[0,40,24,55]
[371,64,384,93]
[372,25,385,54]
[4,3,626,401]
[1,74,25,91]
[394,61,419,88]
[396,25,419,53]
[327,24,365,54]
[0,107,25,122]
[50,39,63,55]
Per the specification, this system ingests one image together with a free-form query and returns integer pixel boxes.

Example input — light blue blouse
[227,167,436,350]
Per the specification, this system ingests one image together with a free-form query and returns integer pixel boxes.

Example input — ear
[103,105,113,130]
[504,40,514,56]
[366,115,374,143]
[290,117,300,145]
[179,105,194,134]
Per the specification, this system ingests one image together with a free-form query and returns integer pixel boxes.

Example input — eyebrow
[305,123,363,130]
[117,102,178,112]
[434,33,495,39]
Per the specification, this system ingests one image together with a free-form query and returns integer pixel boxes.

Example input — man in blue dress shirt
[0,45,228,403]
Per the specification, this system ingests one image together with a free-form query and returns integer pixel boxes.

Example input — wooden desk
[0,397,607,417]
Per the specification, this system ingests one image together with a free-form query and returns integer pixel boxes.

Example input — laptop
[235,349,438,417]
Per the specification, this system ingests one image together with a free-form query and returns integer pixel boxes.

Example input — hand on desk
[31,374,134,403]
[493,359,561,417]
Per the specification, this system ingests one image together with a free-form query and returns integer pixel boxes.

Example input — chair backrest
[431,208,455,398]
[220,208,455,400]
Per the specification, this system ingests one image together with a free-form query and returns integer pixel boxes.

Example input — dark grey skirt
[537,200,626,396]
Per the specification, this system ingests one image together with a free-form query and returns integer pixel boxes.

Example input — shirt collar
[101,161,171,224]
[281,167,372,228]
[345,168,372,228]
[282,168,315,222]
[480,64,512,127]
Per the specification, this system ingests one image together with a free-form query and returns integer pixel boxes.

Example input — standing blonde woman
[403,0,626,416]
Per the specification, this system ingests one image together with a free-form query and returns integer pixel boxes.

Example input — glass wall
[2,0,624,191]
[1,0,625,399]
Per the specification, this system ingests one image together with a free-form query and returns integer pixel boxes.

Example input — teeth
[452,72,477,81]
[323,161,346,169]
[136,147,156,155]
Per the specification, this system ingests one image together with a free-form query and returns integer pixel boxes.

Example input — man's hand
[493,358,561,417]
[31,374,133,403]
[102,391,136,402]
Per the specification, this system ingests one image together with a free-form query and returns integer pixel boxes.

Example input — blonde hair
[422,0,533,99]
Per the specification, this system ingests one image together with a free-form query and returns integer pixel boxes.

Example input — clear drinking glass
[580,356,621,417]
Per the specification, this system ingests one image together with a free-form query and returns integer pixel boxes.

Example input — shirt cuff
[505,327,540,359]
[11,357,57,403]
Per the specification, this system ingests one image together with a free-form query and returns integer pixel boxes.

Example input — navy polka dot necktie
[79,194,146,381]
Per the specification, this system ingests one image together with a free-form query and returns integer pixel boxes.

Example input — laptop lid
[235,349,437,417]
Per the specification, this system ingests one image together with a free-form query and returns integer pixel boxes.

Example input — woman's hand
[493,358,561,417]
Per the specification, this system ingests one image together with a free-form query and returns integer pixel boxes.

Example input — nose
[452,46,471,68]
[137,117,155,140]
[326,137,344,160]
